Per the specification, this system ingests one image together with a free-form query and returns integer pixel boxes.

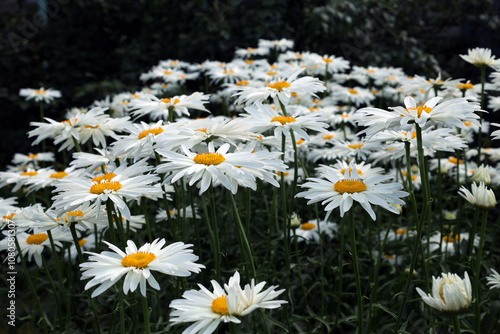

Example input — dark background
[1,0,499,167]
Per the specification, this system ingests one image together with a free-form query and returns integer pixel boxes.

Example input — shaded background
[1,0,500,167]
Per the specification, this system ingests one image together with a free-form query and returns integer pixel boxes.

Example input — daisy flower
[460,47,500,68]
[296,163,408,221]
[156,142,286,195]
[19,87,61,103]
[169,271,286,334]
[233,67,326,108]
[486,269,500,289]
[258,38,294,52]
[293,219,337,243]
[11,152,55,168]
[51,163,162,220]
[416,272,472,313]
[458,182,497,209]
[244,102,328,141]
[0,228,70,267]
[80,238,204,297]
[128,92,210,120]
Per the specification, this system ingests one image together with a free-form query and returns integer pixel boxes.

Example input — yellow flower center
[296,139,305,145]
[340,168,363,175]
[90,181,122,194]
[35,89,47,94]
[163,70,173,75]
[92,173,117,183]
[236,80,250,86]
[406,105,433,117]
[50,171,69,179]
[244,59,254,64]
[300,222,316,230]
[457,83,474,90]
[322,57,334,63]
[370,89,380,94]
[121,252,157,269]
[196,128,208,133]
[443,234,461,243]
[27,154,39,159]
[396,228,408,235]
[276,171,289,177]
[21,171,38,177]
[386,76,396,81]
[193,153,226,165]
[267,71,278,76]
[268,81,291,91]
[27,233,49,245]
[367,69,376,73]
[463,121,473,126]
[448,157,463,164]
[79,239,88,247]
[384,254,396,260]
[66,210,84,218]
[334,179,367,194]
[323,134,334,140]
[223,69,235,74]
[348,89,359,95]
[84,125,100,129]
[211,295,229,315]
[348,143,364,149]
[271,116,296,125]
[138,128,164,140]
[3,213,16,220]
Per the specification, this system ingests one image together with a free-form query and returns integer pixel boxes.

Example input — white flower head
[80,238,204,297]
[458,182,497,209]
[416,272,472,313]
[460,47,500,68]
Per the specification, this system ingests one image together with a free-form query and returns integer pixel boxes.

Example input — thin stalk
[46,230,71,322]
[477,65,486,164]
[208,185,221,282]
[142,296,151,334]
[41,256,63,330]
[335,215,346,329]
[452,314,461,334]
[349,211,363,334]
[229,191,257,277]
[141,197,153,243]
[14,236,49,333]
[474,209,489,334]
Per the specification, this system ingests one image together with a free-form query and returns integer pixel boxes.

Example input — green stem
[14,236,49,333]
[229,191,257,277]
[141,197,153,243]
[474,209,488,334]
[208,185,221,282]
[142,296,151,334]
[452,314,461,334]
[349,211,363,334]
[477,65,486,164]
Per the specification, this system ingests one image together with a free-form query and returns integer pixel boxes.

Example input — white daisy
[233,68,326,108]
[293,219,337,243]
[296,163,408,221]
[460,47,500,68]
[19,87,61,103]
[80,238,204,297]
[416,272,472,312]
[169,271,286,334]
[486,269,500,289]
[51,162,162,220]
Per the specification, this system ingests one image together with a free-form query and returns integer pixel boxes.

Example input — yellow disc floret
[334,179,367,194]
[20,171,38,177]
[90,181,122,194]
[138,128,164,140]
[271,116,296,125]
[268,81,291,91]
[50,171,69,179]
[211,295,229,315]
[121,252,157,269]
[300,222,316,230]
[406,105,433,117]
[193,153,226,165]
[27,233,49,245]
[92,173,117,183]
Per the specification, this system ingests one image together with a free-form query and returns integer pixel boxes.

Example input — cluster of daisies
[3,39,500,332]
